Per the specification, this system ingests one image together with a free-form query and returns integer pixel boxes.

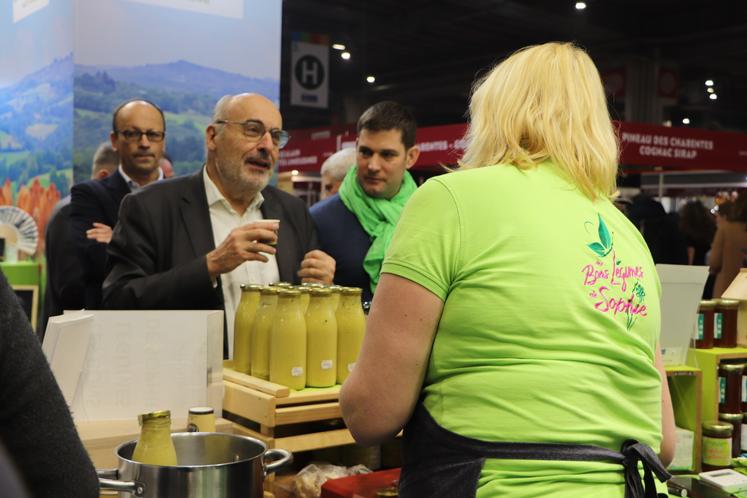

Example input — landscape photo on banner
[73,0,281,183]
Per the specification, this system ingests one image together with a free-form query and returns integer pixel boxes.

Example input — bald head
[212,93,281,125]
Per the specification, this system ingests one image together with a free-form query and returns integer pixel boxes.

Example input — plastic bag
[293,463,371,498]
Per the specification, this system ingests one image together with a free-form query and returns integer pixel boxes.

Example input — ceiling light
[332,43,346,51]
[707,87,715,94]
[575,2,587,10]
[341,51,351,60]
[366,75,375,84]
[291,169,299,176]
[682,118,690,125]
[705,79,714,87]
[710,93,718,100]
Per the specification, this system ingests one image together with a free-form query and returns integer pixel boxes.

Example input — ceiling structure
[279,0,747,135]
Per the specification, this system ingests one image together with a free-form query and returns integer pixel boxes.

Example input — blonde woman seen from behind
[341,42,675,498]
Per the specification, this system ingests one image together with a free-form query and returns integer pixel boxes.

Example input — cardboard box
[657,264,709,366]
[43,310,224,422]
[721,269,747,347]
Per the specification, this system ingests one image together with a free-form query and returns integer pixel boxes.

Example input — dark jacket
[0,272,99,498]
[103,169,318,311]
[70,169,130,309]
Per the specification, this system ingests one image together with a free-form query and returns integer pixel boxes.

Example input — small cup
[254,219,280,247]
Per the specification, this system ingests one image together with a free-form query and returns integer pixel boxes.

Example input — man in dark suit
[103,93,335,358]
[70,99,166,309]
[41,142,118,335]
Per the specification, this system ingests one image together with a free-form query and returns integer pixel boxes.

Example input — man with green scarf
[311,101,420,302]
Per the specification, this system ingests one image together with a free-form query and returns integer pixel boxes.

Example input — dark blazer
[41,196,85,336]
[70,169,130,309]
[102,169,318,312]
[310,194,373,302]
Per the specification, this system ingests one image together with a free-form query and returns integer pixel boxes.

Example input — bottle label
[720,377,727,404]
[321,360,333,370]
[697,314,704,340]
[715,313,723,339]
[291,367,303,377]
[703,435,731,466]
[348,362,355,373]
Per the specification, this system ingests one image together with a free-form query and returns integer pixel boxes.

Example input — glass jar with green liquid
[132,410,177,466]
[306,288,337,387]
[233,284,263,374]
[336,287,365,384]
[269,289,307,390]
[251,286,279,380]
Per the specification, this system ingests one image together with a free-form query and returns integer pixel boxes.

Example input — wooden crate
[223,368,355,453]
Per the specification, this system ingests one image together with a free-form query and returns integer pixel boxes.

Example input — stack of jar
[703,361,747,470]
[695,299,739,349]
[232,283,366,390]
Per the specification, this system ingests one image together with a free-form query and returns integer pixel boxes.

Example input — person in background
[341,42,674,497]
[679,200,716,266]
[627,193,688,264]
[319,147,356,200]
[70,99,166,309]
[160,152,175,178]
[0,272,99,498]
[710,192,747,297]
[311,101,420,303]
[41,142,119,335]
[103,93,335,358]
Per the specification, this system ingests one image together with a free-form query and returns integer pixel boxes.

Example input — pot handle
[97,469,145,496]
[264,448,293,475]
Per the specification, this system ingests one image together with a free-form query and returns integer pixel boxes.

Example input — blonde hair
[459,42,619,200]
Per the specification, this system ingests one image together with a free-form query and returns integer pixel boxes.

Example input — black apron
[399,404,671,498]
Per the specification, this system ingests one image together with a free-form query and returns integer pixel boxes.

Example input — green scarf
[338,164,417,294]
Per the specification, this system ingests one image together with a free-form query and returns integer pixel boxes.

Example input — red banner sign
[281,121,747,173]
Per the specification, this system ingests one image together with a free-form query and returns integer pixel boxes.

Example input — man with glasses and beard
[103,93,335,359]
[71,99,166,309]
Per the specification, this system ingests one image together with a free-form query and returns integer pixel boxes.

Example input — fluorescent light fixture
[705,79,714,87]
[707,87,715,94]
[682,118,690,124]
[366,75,376,84]
[341,51,351,60]
[575,2,587,10]
[709,93,718,100]
[332,43,346,50]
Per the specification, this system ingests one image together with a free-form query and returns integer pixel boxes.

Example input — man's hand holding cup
[206,219,280,278]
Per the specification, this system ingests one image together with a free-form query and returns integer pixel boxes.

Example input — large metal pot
[98,432,292,498]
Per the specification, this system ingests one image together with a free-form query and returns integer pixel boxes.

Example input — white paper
[13,0,49,23]
[42,313,94,404]
[656,264,709,365]
[45,310,224,421]
[124,0,243,19]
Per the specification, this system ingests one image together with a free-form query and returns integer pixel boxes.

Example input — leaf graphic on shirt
[598,214,612,251]
[587,242,608,257]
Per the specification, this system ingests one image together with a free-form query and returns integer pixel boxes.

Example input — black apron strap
[401,404,671,498]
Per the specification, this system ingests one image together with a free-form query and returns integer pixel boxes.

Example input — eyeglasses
[214,119,290,148]
[116,129,166,143]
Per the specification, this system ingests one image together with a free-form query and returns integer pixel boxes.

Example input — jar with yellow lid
[719,412,744,458]
[702,420,733,471]
[696,300,716,349]
[719,363,744,414]
[187,406,216,432]
[306,288,337,387]
[336,287,365,384]
[132,410,177,466]
[233,284,263,374]
[714,299,739,348]
[269,289,307,389]
[251,287,279,380]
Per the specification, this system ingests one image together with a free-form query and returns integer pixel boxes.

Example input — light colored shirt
[203,167,279,358]
[118,164,164,191]
[383,162,664,497]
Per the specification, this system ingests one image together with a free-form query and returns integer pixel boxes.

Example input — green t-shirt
[382,163,664,497]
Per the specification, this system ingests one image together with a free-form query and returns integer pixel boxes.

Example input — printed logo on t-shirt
[581,213,648,330]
